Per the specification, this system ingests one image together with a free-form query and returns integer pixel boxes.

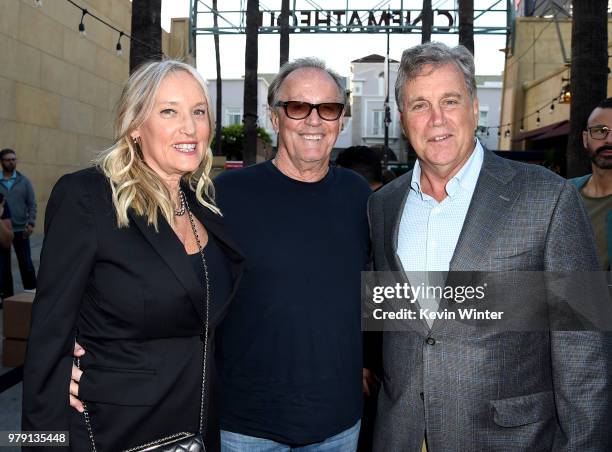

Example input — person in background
[336,146,384,191]
[0,194,14,305]
[0,195,14,250]
[570,97,612,270]
[381,168,397,185]
[0,148,37,296]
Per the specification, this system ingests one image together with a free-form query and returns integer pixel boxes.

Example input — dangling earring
[131,137,143,157]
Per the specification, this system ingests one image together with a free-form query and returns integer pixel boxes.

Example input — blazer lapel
[382,172,431,334]
[449,150,518,271]
[428,151,518,334]
[384,172,413,272]
[129,207,206,321]
[183,188,245,326]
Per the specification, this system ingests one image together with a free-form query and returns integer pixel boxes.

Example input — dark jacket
[0,171,36,231]
[22,167,244,451]
[368,150,612,451]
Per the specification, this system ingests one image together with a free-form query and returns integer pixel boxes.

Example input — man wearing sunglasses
[213,58,371,451]
[570,97,612,270]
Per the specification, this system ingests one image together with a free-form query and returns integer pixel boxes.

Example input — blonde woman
[22,60,243,451]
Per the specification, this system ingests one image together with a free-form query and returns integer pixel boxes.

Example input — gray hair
[267,57,347,107]
[395,42,476,111]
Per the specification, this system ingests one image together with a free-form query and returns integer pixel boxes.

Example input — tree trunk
[212,0,223,156]
[243,0,259,166]
[458,0,474,54]
[279,0,290,66]
[567,0,608,177]
[129,0,162,73]
[421,0,433,43]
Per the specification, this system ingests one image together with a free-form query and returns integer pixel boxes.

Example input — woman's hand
[69,341,85,412]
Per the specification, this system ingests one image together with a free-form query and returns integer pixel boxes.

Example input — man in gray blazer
[367,42,612,451]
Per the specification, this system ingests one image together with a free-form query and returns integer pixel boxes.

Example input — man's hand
[24,223,33,238]
[362,368,380,397]
[69,341,85,412]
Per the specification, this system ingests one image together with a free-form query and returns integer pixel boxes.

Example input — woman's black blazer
[22,167,244,451]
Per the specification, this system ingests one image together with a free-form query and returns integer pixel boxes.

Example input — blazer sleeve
[546,181,612,450]
[22,173,97,442]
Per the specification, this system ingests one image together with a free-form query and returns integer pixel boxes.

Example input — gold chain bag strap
[80,188,210,452]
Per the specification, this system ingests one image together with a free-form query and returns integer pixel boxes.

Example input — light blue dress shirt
[396,140,484,324]
[1,171,17,190]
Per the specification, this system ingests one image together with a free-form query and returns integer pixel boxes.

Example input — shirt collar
[3,171,16,181]
[410,139,484,200]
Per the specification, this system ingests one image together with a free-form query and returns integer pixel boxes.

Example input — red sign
[224,161,244,169]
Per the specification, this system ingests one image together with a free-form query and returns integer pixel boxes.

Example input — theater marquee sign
[256,9,454,33]
[192,3,510,35]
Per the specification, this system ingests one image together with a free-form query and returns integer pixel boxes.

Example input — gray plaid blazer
[367,150,612,451]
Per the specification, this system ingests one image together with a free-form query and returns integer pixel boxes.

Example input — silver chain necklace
[183,187,211,436]
[174,189,187,216]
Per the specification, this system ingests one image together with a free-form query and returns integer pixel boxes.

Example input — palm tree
[421,0,433,43]
[279,0,290,66]
[567,0,608,177]
[212,0,223,156]
[243,0,259,166]
[129,0,162,73]
[458,0,474,54]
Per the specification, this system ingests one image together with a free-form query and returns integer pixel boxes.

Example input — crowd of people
[19,41,612,452]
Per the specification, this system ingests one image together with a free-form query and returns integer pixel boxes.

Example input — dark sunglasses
[275,101,344,121]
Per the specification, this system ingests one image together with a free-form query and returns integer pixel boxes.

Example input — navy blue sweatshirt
[214,161,371,445]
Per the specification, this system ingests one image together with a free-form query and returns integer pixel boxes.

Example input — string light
[66,0,164,58]
[559,84,571,103]
[549,102,555,114]
[504,129,511,138]
[486,97,561,137]
[34,0,43,7]
[79,8,87,37]
[115,32,123,56]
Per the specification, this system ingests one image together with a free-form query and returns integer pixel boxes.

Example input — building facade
[206,77,276,146]
[498,16,612,153]
[475,76,503,150]
[0,0,189,232]
[348,54,406,161]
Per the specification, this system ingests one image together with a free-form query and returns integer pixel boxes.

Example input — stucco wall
[0,1,190,231]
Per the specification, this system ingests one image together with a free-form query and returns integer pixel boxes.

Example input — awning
[512,120,569,142]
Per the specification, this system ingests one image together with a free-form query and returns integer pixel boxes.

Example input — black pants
[1,232,36,297]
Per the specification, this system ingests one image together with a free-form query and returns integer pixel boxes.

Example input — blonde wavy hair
[96,59,220,230]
